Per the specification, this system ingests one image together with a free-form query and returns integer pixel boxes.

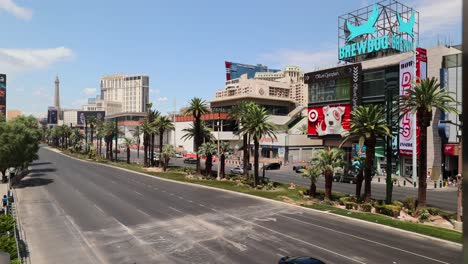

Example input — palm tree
[230,101,255,179]
[398,77,458,207]
[218,141,231,179]
[123,138,133,164]
[141,119,155,167]
[198,142,217,177]
[154,116,175,167]
[96,121,105,157]
[161,145,175,171]
[87,116,97,148]
[312,148,345,200]
[182,98,210,174]
[302,165,321,198]
[238,104,276,187]
[298,123,308,135]
[340,105,391,200]
[148,109,160,166]
[133,125,141,159]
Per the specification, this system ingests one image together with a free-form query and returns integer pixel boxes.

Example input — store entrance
[401,157,414,178]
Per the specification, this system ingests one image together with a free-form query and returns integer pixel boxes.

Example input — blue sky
[1,0,462,116]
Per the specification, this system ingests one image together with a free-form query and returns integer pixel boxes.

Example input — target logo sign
[308,109,318,122]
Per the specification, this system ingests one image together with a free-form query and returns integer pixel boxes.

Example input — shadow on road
[29,168,56,174]
[30,162,52,166]
[14,178,54,188]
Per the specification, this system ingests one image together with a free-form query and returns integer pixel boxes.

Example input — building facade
[0,74,6,117]
[83,97,123,116]
[6,110,22,121]
[225,61,279,81]
[101,74,149,113]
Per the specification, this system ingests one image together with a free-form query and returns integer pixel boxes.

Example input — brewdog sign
[339,2,418,61]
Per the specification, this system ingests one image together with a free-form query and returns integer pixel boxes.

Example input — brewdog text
[339,35,414,60]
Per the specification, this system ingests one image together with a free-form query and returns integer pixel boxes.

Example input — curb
[47,147,462,247]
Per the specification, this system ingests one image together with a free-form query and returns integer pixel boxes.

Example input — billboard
[399,47,427,156]
[77,111,105,125]
[338,1,419,62]
[47,107,58,124]
[308,104,351,137]
[0,74,5,117]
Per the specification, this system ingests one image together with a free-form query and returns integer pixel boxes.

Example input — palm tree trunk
[159,131,164,168]
[144,135,149,167]
[137,138,140,158]
[243,134,249,180]
[220,153,225,179]
[418,124,428,208]
[364,139,376,201]
[206,153,212,177]
[151,134,155,166]
[253,136,259,187]
[310,181,317,198]
[90,127,94,148]
[325,171,332,200]
[127,147,130,164]
[356,169,364,198]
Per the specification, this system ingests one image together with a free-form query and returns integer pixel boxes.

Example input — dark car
[183,158,197,164]
[263,162,281,170]
[334,171,357,184]
[279,256,325,264]
[294,165,306,173]
[241,163,252,170]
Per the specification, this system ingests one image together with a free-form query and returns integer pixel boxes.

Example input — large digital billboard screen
[47,108,58,124]
[77,111,105,125]
[0,74,6,117]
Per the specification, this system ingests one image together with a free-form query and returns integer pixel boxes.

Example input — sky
[0,0,462,117]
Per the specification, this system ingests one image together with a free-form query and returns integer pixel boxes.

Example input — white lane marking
[278,248,289,254]
[276,253,284,258]
[198,203,206,207]
[94,204,105,214]
[168,206,183,214]
[134,191,143,196]
[111,180,117,184]
[279,214,450,264]
[187,200,193,203]
[137,209,151,218]
[177,196,184,200]
[210,208,365,264]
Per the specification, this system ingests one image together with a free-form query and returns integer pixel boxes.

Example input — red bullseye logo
[309,109,318,122]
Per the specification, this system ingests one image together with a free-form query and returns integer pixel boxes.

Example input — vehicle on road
[174,153,183,158]
[333,170,357,184]
[278,256,325,264]
[183,158,197,164]
[241,163,252,170]
[263,162,281,170]
[293,165,306,173]
[230,166,244,175]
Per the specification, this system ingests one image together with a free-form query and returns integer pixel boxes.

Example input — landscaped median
[59,148,462,244]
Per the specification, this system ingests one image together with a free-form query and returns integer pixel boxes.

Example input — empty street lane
[15,147,461,264]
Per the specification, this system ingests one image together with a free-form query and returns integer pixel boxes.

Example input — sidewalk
[371,175,457,190]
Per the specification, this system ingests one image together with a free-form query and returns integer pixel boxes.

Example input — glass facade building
[225,61,280,81]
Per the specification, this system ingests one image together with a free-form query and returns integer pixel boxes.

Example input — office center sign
[338,1,419,62]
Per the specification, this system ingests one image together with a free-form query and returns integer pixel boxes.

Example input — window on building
[308,78,351,104]
[362,70,385,98]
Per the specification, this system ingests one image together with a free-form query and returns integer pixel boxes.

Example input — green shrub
[0,235,17,259]
[339,196,356,205]
[392,200,404,209]
[403,196,417,211]
[419,209,430,222]
[322,199,335,206]
[345,202,358,210]
[427,207,441,216]
[375,205,400,217]
[0,215,14,234]
[360,203,372,212]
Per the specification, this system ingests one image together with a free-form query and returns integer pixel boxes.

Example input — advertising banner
[0,74,5,116]
[47,108,58,124]
[77,111,105,125]
[399,48,427,156]
[308,104,351,137]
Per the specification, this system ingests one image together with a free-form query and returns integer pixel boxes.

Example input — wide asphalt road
[16,147,461,263]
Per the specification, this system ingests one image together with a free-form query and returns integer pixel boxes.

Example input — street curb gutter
[49,148,462,248]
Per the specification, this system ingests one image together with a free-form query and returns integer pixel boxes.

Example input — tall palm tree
[398,77,458,207]
[198,142,217,177]
[230,101,255,179]
[182,97,210,174]
[340,105,391,200]
[87,116,97,148]
[141,120,155,167]
[133,125,141,159]
[181,122,214,173]
[219,141,231,179]
[123,138,133,164]
[312,148,345,200]
[96,121,104,157]
[154,116,175,167]
[238,104,276,187]
[148,109,160,166]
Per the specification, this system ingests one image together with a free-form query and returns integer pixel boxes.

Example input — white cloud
[0,0,32,20]
[83,88,97,96]
[156,97,168,102]
[411,0,461,34]
[0,47,74,74]
[259,49,339,72]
